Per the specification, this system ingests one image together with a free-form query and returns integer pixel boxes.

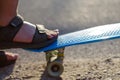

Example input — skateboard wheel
[47,61,64,77]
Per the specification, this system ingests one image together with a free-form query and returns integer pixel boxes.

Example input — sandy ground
[0,0,120,80]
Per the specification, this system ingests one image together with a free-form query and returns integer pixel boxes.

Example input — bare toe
[6,52,18,60]
[46,29,59,39]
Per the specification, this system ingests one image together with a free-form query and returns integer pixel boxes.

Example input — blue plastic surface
[27,23,120,52]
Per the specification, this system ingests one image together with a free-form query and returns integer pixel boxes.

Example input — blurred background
[18,0,120,34]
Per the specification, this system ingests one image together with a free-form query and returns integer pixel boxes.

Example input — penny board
[27,23,120,52]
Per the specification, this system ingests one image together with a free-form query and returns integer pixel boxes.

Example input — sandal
[0,16,58,49]
[0,51,16,68]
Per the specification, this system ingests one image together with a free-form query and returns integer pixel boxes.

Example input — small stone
[76,74,81,76]
[105,78,112,80]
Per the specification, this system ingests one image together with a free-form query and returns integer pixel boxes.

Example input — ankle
[0,15,16,26]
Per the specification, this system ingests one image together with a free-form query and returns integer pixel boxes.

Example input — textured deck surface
[28,23,120,52]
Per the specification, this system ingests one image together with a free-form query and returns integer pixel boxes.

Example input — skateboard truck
[45,47,65,77]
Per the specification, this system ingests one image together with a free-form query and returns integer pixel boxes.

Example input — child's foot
[0,51,18,68]
[0,16,59,49]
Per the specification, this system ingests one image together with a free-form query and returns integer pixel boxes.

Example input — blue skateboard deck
[27,23,120,52]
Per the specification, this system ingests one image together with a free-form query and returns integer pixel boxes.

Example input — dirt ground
[0,0,120,80]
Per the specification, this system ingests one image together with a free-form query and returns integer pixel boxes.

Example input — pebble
[105,78,112,80]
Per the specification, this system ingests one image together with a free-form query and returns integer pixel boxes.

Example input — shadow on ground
[0,64,15,80]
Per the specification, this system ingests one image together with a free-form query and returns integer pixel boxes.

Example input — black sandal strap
[9,15,23,28]
[0,16,23,42]
[32,25,48,43]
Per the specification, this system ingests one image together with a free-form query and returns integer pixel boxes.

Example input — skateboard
[26,23,120,77]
